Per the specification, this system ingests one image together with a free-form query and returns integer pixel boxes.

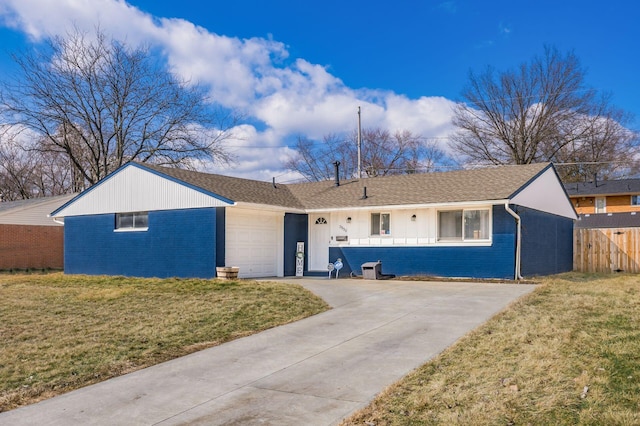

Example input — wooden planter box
[216,266,240,280]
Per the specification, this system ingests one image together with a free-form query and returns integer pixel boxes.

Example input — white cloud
[0,0,457,180]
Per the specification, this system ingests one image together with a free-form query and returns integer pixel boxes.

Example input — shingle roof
[564,178,640,197]
[140,164,306,209]
[0,194,76,213]
[140,162,551,210]
[575,212,640,229]
[0,193,77,225]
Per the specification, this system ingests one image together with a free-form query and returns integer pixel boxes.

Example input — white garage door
[225,210,282,278]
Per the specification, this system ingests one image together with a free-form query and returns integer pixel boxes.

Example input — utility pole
[357,106,362,178]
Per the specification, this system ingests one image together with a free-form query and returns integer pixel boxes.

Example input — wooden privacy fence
[574,227,640,273]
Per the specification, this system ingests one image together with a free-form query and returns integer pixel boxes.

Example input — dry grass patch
[0,273,329,412]
[344,273,640,425]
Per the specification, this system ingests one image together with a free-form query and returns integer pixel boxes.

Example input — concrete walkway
[0,278,536,426]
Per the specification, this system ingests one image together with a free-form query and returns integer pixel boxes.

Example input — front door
[309,215,330,270]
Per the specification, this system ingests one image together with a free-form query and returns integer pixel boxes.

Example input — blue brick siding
[327,206,518,279]
[64,208,218,278]
[519,206,574,276]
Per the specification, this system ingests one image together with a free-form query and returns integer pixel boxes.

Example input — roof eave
[304,199,511,213]
[233,201,306,214]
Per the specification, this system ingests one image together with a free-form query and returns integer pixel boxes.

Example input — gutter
[504,203,523,280]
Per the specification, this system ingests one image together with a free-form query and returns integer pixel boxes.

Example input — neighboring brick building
[564,178,640,215]
[0,194,76,270]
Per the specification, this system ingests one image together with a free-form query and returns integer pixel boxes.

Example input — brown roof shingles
[288,163,550,209]
[139,162,551,210]
[141,164,306,209]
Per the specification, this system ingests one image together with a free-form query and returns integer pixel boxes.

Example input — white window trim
[436,207,492,245]
[631,195,640,206]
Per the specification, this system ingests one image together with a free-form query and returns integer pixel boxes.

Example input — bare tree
[0,135,36,201]
[285,127,448,181]
[361,128,445,177]
[550,96,639,181]
[0,27,235,191]
[450,46,638,178]
[0,128,76,201]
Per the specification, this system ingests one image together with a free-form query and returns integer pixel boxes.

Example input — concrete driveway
[0,278,535,425]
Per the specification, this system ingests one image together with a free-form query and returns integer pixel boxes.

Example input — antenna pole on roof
[357,106,362,179]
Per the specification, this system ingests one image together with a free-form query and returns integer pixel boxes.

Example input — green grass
[343,273,640,425]
[0,273,329,412]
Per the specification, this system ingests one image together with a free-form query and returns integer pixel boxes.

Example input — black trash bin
[361,261,382,279]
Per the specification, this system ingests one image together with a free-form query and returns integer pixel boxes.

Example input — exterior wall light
[346,217,352,223]
[411,214,417,221]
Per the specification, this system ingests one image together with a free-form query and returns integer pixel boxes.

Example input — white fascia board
[510,168,578,219]
[52,164,234,217]
[304,199,510,213]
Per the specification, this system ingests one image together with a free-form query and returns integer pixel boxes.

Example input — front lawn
[0,273,329,412]
[344,273,640,425]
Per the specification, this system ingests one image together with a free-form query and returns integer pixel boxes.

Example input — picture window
[438,209,490,241]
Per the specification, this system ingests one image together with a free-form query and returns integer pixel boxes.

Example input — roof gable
[51,164,234,218]
[510,167,577,219]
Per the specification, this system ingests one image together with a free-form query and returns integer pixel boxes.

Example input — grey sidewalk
[0,278,535,425]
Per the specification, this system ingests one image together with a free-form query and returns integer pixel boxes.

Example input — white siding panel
[53,165,232,217]
[511,168,577,219]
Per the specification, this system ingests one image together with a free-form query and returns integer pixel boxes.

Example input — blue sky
[0,0,638,180]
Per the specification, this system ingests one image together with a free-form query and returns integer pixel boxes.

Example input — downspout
[504,203,523,280]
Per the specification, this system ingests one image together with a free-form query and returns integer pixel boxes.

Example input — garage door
[225,210,281,278]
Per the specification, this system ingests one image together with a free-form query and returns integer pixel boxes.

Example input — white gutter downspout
[504,203,523,280]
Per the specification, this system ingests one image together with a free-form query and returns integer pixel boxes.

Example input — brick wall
[64,208,217,278]
[0,224,64,270]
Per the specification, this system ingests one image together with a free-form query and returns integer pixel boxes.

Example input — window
[438,209,490,241]
[371,213,390,235]
[632,196,640,206]
[115,212,148,231]
[595,197,606,213]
